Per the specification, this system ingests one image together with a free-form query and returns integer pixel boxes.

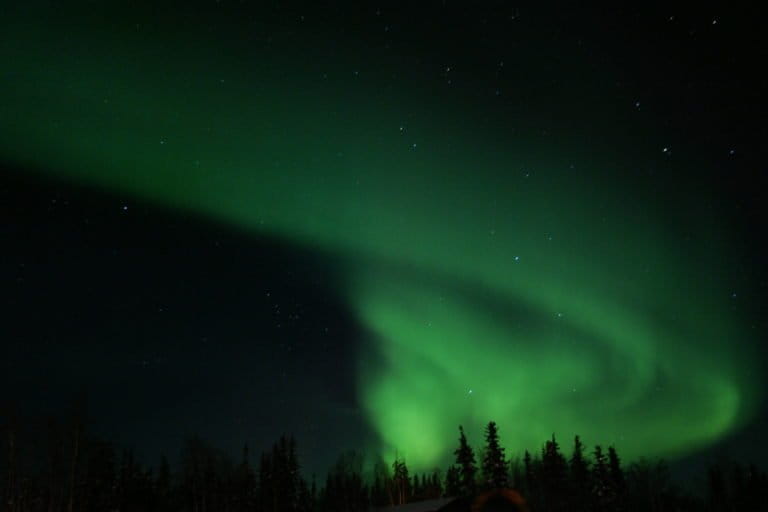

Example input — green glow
[1,6,760,469]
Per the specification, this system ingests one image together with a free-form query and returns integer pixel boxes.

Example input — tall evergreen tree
[592,445,612,511]
[391,456,410,505]
[523,450,534,496]
[411,474,420,498]
[541,434,568,512]
[453,426,477,497]
[522,449,546,512]
[258,434,307,512]
[569,436,590,512]
[482,421,508,489]
[607,445,626,508]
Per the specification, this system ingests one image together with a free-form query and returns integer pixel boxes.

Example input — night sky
[2,3,766,479]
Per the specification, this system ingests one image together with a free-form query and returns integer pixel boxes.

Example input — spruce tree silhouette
[454,425,478,497]
[482,421,508,489]
[392,456,410,505]
[607,445,626,509]
[591,445,613,512]
[569,436,591,512]
[540,435,568,512]
[522,449,535,498]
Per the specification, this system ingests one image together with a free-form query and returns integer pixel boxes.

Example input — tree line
[2,410,766,512]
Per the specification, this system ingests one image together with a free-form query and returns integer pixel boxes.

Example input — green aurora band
[1,5,760,469]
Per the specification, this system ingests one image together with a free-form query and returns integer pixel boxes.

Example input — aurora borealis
[2,3,765,474]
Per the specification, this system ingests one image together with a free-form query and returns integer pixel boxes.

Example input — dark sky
[3,170,366,474]
[1,3,766,481]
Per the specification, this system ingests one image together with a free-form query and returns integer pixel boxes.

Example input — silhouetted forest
[2,408,766,511]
